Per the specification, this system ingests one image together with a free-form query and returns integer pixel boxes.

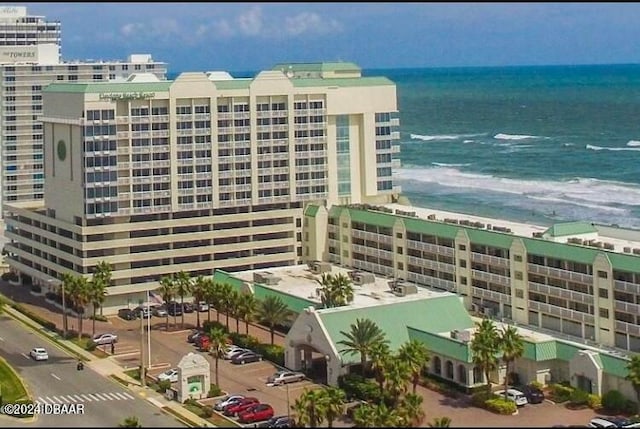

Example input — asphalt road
[0,314,184,428]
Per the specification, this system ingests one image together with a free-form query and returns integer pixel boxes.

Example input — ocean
[371,64,640,229]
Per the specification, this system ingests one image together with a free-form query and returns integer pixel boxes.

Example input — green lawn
[0,357,29,403]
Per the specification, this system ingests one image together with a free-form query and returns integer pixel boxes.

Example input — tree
[499,325,524,399]
[337,318,388,376]
[89,261,111,337]
[258,295,290,345]
[428,416,452,428]
[399,393,425,427]
[398,339,431,394]
[206,280,224,323]
[626,354,640,403]
[191,276,208,329]
[218,283,235,330]
[66,274,90,341]
[60,272,75,337]
[237,293,258,335]
[174,270,192,329]
[119,416,141,428]
[230,292,243,333]
[158,275,175,331]
[370,341,391,399]
[383,358,411,407]
[470,318,501,389]
[319,386,346,428]
[315,272,354,308]
[352,403,377,427]
[207,327,229,387]
[292,388,325,428]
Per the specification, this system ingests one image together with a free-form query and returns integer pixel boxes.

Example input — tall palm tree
[207,327,229,387]
[371,403,401,427]
[399,393,425,427]
[60,272,76,338]
[428,416,452,428]
[470,318,501,389]
[319,386,346,428]
[191,276,208,329]
[203,279,219,323]
[315,272,354,308]
[500,325,524,399]
[292,388,325,428]
[337,318,388,376]
[370,341,391,398]
[218,283,234,330]
[158,275,175,331]
[383,358,411,407]
[352,403,377,427]
[89,260,111,337]
[258,295,290,345]
[174,270,192,329]
[71,275,90,341]
[625,355,640,402]
[398,339,431,394]
[237,293,258,335]
[230,292,243,333]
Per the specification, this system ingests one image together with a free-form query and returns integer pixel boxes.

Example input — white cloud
[237,6,263,36]
[283,12,342,36]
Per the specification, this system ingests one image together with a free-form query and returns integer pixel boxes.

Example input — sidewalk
[3,303,215,428]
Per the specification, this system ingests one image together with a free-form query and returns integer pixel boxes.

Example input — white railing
[528,300,595,324]
[470,252,510,268]
[406,256,456,273]
[471,269,511,287]
[614,279,640,295]
[528,281,593,305]
[527,263,593,285]
[406,239,455,257]
[471,287,512,305]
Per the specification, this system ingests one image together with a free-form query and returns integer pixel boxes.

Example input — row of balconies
[528,300,595,325]
[470,252,510,268]
[527,263,594,285]
[527,281,594,305]
[471,286,512,305]
[405,239,455,258]
[471,269,511,287]
[406,255,456,274]
[406,271,456,292]
[351,229,393,246]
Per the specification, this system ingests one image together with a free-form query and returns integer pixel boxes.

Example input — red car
[238,404,274,423]
[223,397,260,416]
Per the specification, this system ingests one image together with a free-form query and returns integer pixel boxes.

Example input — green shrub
[569,388,590,407]
[624,399,638,415]
[228,332,260,349]
[471,390,497,408]
[253,344,284,366]
[529,381,544,390]
[202,320,228,333]
[602,390,627,413]
[85,341,97,352]
[551,383,574,403]
[207,384,222,398]
[201,405,213,418]
[587,394,601,410]
[338,374,382,403]
[485,398,517,415]
[183,397,198,406]
[157,379,172,393]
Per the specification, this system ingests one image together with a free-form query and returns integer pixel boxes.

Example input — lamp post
[147,289,151,368]
[140,307,146,387]
[60,280,67,338]
[286,382,290,419]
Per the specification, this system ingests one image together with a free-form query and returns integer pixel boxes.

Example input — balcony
[614,279,640,295]
[614,300,640,315]
[528,300,594,324]
[471,269,511,287]
[352,259,394,277]
[406,239,455,258]
[471,286,512,305]
[406,256,456,274]
[406,271,456,292]
[351,244,394,261]
[615,320,640,337]
[528,281,593,305]
[351,229,393,246]
[527,263,593,285]
[470,252,510,268]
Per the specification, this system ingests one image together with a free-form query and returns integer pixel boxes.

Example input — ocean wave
[562,143,575,147]
[394,166,640,208]
[463,140,474,144]
[493,133,540,140]
[410,133,484,142]
[586,144,640,152]
[627,140,640,147]
[432,162,472,167]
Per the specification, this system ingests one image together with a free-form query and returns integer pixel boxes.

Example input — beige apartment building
[4,63,400,312]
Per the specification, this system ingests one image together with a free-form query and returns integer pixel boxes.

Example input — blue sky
[16,2,640,72]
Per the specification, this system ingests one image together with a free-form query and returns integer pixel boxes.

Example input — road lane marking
[21,353,30,359]
[50,373,61,380]
[64,395,75,403]
[107,393,121,400]
[80,394,93,402]
[121,392,135,400]
[94,393,109,400]
[73,394,83,402]
[38,397,50,405]
[88,394,100,401]
[59,395,70,403]
[45,396,57,404]
[115,392,131,400]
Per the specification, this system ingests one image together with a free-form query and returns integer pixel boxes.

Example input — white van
[494,388,528,406]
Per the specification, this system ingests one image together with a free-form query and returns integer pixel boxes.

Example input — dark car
[134,305,152,319]
[182,302,194,313]
[265,415,294,428]
[231,351,263,365]
[167,302,183,316]
[187,330,204,343]
[118,308,137,321]
[515,384,545,404]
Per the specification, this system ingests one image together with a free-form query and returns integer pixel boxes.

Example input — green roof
[403,216,459,239]
[212,270,246,293]
[600,353,629,378]
[43,81,173,93]
[523,237,599,265]
[523,340,557,361]
[253,284,317,314]
[291,77,394,88]
[272,62,362,73]
[544,221,598,237]
[318,295,473,365]
[348,208,397,228]
[466,228,514,249]
[407,327,471,362]
[304,204,320,218]
[555,341,582,361]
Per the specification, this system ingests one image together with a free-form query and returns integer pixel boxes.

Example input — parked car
[224,346,250,360]
[194,334,210,348]
[231,351,263,365]
[167,302,183,316]
[514,384,545,404]
[187,330,204,343]
[265,415,294,428]
[157,368,179,383]
[30,347,49,361]
[223,397,260,416]
[182,302,194,313]
[214,395,245,412]
[588,417,637,428]
[238,404,275,424]
[117,308,137,321]
[267,370,305,385]
[199,336,212,352]
[151,305,168,317]
[134,305,152,319]
[91,333,118,345]
[197,301,209,312]
[494,388,528,406]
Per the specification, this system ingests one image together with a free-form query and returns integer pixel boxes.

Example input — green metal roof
[43,82,173,93]
[523,340,557,361]
[291,77,394,88]
[318,295,473,365]
[212,270,246,293]
[555,341,582,361]
[272,62,362,73]
[544,221,598,237]
[466,228,514,249]
[407,327,471,362]
[523,237,598,265]
[253,283,317,314]
[606,252,640,273]
[348,208,397,228]
[304,204,320,218]
[403,217,459,239]
[600,353,629,378]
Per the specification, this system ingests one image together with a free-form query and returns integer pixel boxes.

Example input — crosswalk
[36,391,135,405]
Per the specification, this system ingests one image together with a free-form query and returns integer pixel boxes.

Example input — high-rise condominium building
[4,63,401,312]
[0,6,166,210]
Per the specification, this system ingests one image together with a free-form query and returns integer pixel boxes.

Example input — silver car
[267,370,305,385]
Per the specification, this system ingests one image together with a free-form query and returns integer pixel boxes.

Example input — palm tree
[337,318,388,376]
[66,274,90,341]
[158,275,175,331]
[204,279,219,323]
[352,403,377,427]
[119,416,142,428]
[87,278,107,337]
[398,339,431,394]
[218,283,234,329]
[60,272,75,338]
[625,355,640,402]
[399,393,425,427]
[319,386,346,428]
[292,388,325,428]
[370,341,391,398]
[315,272,354,308]
[428,416,452,428]
[258,295,290,345]
[229,292,243,333]
[500,325,524,399]
[383,358,411,407]
[191,276,208,329]
[371,403,401,427]
[470,318,501,389]
[237,293,258,335]
[174,270,192,329]
[207,327,229,387]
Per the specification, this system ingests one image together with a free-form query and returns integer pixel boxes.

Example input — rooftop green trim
[407,327,471,362]
[465,228,514,249]
[319,295,473,365]
[592,353,603,369]
[600,353,629,378]
[291,77,394,88]
[555,342,582,362]
[213,79,252,90]
[606,252,640,273]
[523,340,557,361]
[403,217,459,240]
[43,82,173,93]
[544,221,598,237]
[252,284,317,314]
[347,208,397,228]
[272,62,361,73]
[212,270,246,293]
[328,206,344,220]
[523,237,599,265]
[304,204,320,218]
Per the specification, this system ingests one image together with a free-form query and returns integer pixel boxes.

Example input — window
[397,247,403,255]
[458,244,466,251]
[515,271,523,280]
[459,259,467,268]
[396,232,403,239]
[598,270,608,279]
[516,289,524,299]
[397,262,404,270]
[599,308,609,319]
[514,254,523,262]
[459,276,467,285]
[598,288,609,299]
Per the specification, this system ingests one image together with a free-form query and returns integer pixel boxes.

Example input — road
[0,314,185,428]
